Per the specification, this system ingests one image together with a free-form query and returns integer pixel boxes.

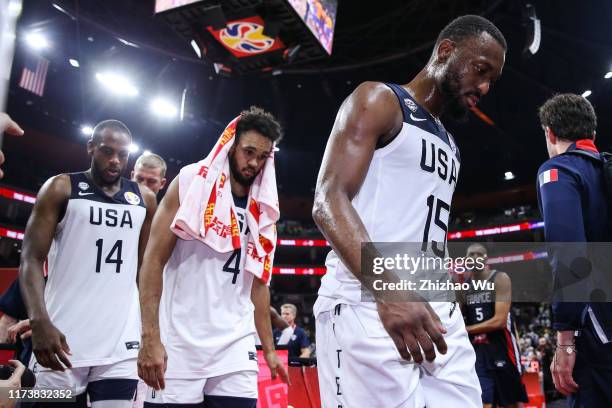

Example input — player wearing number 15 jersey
[312,15,506,408]
[20,120,157,407]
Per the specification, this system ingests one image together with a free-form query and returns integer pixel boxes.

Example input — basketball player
[130,153,166,408]
[312,15,506,407]
[463,244,528,408]
[131,153,167,196]
[19,120,157,407]
[138,107,288,407]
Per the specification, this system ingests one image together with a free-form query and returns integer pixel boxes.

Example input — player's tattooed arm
[20,174,72,371]
[466,272,512,334]
[138,177,179,390]
[251,277,290,384]
[136,184,158,282]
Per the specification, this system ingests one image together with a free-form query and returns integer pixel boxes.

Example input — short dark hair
[235,106,282,144]
[538,94,597,141]
[91,119,132,145]
[467,243,488,256]
[436,15,507,51]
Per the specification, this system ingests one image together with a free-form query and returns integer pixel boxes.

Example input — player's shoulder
[492,270,510,283]
[178,162,200,179]
[537,155,577,176]
[345,82,402,131]
[351,81,398,107]
[39,173,72,198]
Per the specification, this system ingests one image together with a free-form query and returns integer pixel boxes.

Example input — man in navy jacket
[537,93,612,408]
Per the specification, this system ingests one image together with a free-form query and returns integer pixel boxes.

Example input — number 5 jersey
[44,172,146,367]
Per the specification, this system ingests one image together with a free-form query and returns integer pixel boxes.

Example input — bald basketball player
[20,120,157,407]
[312,15,506,407]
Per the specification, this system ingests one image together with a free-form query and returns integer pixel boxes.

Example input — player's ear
[86,139,95,156]
[130,170,135,179]
[436,39,455,63]
[160,178,167,190]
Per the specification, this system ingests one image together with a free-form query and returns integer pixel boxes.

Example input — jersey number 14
[95,239,124,273]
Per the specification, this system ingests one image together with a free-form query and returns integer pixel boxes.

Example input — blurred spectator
[273,304,311,358]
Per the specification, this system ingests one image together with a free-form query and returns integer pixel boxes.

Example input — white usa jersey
[43,172,146,367]
[315,83,461,317]
[159,163,257,379]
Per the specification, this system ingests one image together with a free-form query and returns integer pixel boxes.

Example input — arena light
[605,72,612,79]
[69,58,79,68]
[504,171,515,181]
[9,0,22,16]
[25,32,49,50]
[95,72,139,97]
[150,98,178,119]
[522,4,541,56]
[582,90,592,98]
[190,39,202,58]
[51,3,75,19]
[129,143,140,153]
[81,125,93,136]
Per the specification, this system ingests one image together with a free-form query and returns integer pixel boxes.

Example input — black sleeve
[0,278,28,320]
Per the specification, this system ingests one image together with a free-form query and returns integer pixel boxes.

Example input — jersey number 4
[95,239,123,273]
[223,248,241,284]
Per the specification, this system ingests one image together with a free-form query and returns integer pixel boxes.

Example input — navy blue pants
[569,319,612,408]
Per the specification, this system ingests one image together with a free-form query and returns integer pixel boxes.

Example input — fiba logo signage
[220,22,274,53]
[208,16,285,58]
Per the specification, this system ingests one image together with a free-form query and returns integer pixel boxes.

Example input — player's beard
[229,152,257,187]
[92,159,121,185]
[440,64,470,122]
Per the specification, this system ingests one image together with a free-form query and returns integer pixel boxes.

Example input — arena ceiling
[5,0,612,204]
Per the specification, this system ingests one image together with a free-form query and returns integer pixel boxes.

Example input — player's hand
[30,318,71,371]
[0,113,24,136]
[264,350,290,385]
[4,360,25,388]
[0,113,24,180]
[138,337,167,390]
[0,360,25,408]
[376,297,447,363]
[7,320,31,344]
[551,347,578,396]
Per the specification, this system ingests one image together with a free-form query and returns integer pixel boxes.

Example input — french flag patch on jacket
[539,168,558,187]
